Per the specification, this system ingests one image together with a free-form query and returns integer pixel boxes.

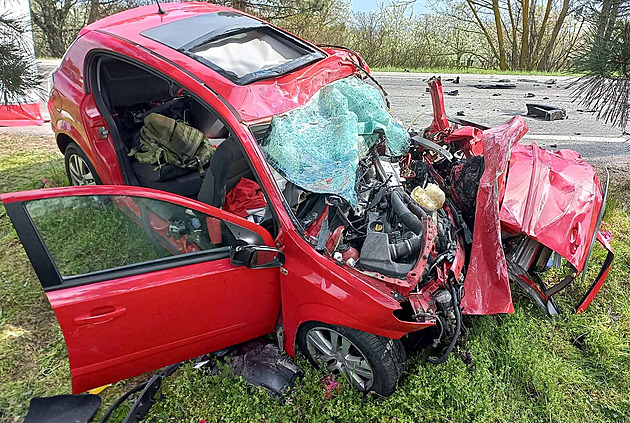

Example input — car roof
[82,2,358,123]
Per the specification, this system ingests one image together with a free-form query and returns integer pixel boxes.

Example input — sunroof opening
[141,12,325,85]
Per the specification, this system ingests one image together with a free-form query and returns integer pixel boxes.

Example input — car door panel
[49,259,278,393]
[1,185,280,393]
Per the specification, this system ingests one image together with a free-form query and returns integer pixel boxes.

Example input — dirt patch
[0,134,57,156]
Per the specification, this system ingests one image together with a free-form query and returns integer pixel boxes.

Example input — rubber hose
[390,191,423,234]
[389,235,423,260]
[400,190,429,218]
[428,284,461,364]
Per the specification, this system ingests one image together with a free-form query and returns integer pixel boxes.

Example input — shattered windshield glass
[261,77,409,207]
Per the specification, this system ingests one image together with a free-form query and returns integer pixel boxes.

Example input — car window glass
[190,30,303,78]
[25,195,227,279]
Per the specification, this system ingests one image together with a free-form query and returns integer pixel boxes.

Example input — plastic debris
[526,103,567,121]
[263,77,409,207]
[474,83,516,89]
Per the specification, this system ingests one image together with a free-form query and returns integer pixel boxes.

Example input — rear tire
[64,143,101,186]
[297,322,406,396]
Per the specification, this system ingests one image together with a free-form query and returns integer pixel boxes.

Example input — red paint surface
[500,143,604,271]
[0,102,43,126]
[79,2,358,123]
[460,116,528,315]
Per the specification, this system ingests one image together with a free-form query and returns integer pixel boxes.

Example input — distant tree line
[26,0,588,72]
[4,0,627,129]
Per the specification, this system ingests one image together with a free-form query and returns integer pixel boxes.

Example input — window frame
[3,187,273,292]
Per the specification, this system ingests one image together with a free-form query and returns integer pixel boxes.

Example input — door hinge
[280,267,288,276]
[98,126,109,139]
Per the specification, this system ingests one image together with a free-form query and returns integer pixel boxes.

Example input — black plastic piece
[357,212,415,279]
[121,363,181,423]
[24,394,101,423]
[526,103,567,121]
[228,338,304,398]
[389,235,422,260]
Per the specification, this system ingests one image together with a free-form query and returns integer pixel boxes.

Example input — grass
[372,66,582,77]
[1,133,629,422]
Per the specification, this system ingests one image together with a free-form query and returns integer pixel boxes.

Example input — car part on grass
[526,103,567,121]
[23,394,101,423]
[228,338,304,398]
[100,363,181,423]
[194,338,304,398]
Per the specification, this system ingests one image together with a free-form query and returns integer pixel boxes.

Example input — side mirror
[230,245,285,269]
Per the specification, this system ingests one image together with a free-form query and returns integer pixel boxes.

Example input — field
[0,133,629,423]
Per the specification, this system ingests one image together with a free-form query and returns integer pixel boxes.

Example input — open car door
[1,185,282,393]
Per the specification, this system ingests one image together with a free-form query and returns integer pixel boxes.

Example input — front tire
[297,322,406,396]
[64,143,101,186]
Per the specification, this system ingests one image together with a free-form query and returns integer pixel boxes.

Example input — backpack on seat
[129,113,215,173]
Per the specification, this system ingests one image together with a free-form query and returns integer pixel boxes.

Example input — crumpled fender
[499,143,604,272]
[460,116,528,315]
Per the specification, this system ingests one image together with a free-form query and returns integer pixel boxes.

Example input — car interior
[92,55,277,236]
[93,56,261,201]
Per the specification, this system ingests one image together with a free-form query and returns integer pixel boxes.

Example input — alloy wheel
[68,154,96,186]
[305,326,374,390]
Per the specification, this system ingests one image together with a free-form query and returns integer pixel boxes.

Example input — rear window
[141,12,325,85]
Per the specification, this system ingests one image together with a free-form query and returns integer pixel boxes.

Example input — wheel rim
[305,327,374,391]
[68,154,96,186]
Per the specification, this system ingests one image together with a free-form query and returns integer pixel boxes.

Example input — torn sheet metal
[499,143,604,272]
[263,76,409,207]
[461,116,528,315]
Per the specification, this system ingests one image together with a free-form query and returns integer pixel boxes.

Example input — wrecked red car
[1,2,612,397]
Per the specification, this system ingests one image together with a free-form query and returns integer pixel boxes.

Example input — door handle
[74,307,126,326]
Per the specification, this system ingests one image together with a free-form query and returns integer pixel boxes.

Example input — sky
[350,0,431,14]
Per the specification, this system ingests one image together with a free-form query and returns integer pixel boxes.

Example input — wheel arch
[56,132,75,154]
[283,303,415,358]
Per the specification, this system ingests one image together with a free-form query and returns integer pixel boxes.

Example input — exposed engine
[283,104,488,362]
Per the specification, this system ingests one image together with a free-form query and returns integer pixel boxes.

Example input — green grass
[1,134,629,422]
[372,66,582,77]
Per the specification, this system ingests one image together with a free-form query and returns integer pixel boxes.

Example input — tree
[572,1,630,130]
[458,0,586,71]
[0,11,40,102]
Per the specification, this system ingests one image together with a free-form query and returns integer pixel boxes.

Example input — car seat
[198,138,254,208]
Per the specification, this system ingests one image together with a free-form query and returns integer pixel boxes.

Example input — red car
[2,2,613,397]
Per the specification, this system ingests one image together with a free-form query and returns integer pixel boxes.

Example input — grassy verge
[0,134,628,422]
[372,66,582,77]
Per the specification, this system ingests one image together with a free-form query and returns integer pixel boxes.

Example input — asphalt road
[372,72,630,159]
[3,64,629,160]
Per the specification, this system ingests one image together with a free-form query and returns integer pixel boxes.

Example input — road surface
[2,64,628,161]
[373,71,630,159]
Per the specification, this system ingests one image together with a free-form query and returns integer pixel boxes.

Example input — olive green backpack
[129,113,216,173]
